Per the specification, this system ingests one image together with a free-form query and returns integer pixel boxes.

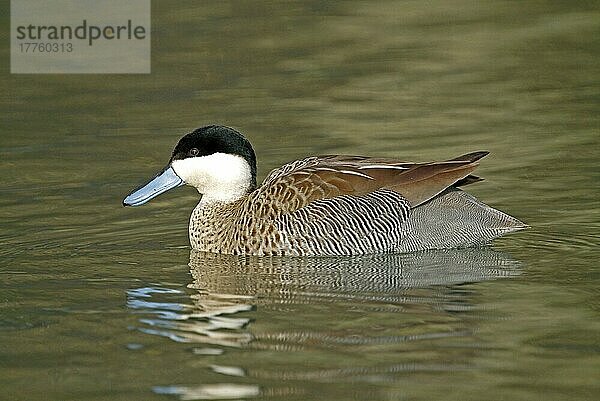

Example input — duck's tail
[396,188,527,253]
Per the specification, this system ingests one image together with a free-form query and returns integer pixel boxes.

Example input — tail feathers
[450,151,489,188]
[454,175,484,187]
[397,188,527,253]
[449,151,489,163]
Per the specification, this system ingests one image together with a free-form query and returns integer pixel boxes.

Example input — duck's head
[123,125,257,206]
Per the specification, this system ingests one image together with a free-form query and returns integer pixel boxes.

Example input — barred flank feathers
[276,189,410,256]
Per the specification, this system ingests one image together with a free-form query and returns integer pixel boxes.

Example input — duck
[123,125,526,256]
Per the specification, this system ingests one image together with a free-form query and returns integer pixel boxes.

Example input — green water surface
[1,1,599,400]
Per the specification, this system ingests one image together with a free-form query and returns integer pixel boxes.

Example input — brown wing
[257,151,488,213]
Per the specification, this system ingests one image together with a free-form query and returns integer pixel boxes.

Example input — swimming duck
[123,125,526,256]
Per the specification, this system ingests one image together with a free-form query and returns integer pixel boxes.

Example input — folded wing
[243,152,490,255]
[258,151,488,212]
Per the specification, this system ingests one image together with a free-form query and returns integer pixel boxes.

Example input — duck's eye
[189,148,199,156]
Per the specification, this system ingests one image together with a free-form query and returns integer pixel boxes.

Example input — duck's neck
[198,188,249,206]
[189,195,246,253]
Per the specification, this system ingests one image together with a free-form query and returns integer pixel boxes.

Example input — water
[1,1,599,400]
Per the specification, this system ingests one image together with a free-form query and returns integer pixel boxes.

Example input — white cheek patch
[171,153,252,202]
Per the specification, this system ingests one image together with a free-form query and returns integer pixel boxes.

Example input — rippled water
[1,1,599,400]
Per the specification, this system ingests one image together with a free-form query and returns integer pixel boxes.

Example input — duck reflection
[129,249,522,399]
[188,248,521,299]
[129,249,520,347]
